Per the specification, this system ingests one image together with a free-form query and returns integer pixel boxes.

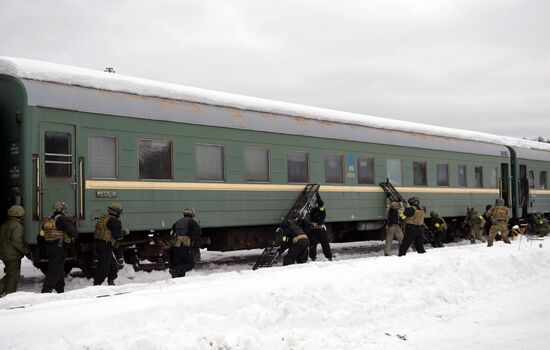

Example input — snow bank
[1,239,549,349]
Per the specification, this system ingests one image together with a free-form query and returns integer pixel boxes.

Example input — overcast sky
[1,0,549,139]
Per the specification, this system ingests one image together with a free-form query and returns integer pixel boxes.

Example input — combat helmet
[182,208,196,217]
[53,201,68,213]
[408,196,420,206]
[7,205,25,217]
[108,203,123,216]
[495,198,505,206]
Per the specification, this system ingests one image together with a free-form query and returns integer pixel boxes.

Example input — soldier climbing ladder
[252,184,320,270]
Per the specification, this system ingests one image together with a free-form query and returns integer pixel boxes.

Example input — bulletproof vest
[491,205,508,223]
[173,235,191,247]
[40,214,66,241]
[94,213,117,245]
[467,212,483,225]
[310,207,326,225]
[405,209,424,226]
[433,217,445,229]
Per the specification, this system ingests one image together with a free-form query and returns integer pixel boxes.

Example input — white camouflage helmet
[182,208,196,217]
[7,205,25,217]
[53,201,68,213]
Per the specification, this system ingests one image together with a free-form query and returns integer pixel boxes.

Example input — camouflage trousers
[488,222,511,247]
[0,259,22,295]
[385,224,404,256]
[469,226,485,243]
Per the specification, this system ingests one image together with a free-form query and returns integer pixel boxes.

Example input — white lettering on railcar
[95,190,117,198]
[10,143,19,155]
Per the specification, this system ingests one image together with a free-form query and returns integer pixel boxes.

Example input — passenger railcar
[1,57,549,271]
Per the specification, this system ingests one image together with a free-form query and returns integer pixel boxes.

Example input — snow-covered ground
[1,237,549,350]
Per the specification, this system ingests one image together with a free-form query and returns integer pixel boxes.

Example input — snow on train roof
[1,56,548,153]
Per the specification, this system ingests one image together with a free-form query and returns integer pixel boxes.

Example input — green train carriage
[1,57,549,271]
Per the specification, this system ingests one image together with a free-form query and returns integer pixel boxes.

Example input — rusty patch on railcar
[315,118,335,127]
[157,98,178,106]
[190,102,204,115]
[289,115,311,126]
[230,109,243,120]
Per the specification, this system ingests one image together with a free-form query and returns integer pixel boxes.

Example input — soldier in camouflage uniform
[39,202,78,293]
[487,198,511,247]
[428,211,446,248]
[530,212,550,237]
[0,205,28,296]
[398,197,426,256]
[463,207,486,244]
[384,201,404,256]
[93,203,127,286]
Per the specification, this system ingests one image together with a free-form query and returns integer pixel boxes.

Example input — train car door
[519,165,529,218]
[500,163,510,207]
[39,122,77,220]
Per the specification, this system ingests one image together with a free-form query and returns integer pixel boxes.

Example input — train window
[386,159,402,186]
[475,166,483,188]
[139,139,172,180]
[541,171,548,189]
[458,165,467,187]
[245,147,270,182]
[196,144,225,181]
[324,153,344,184]
[413,161,427,186]
[490,167,498,188]
[436,163,449,186]
[357,155,375,184]
[528,170,535,189]
[288,151,309,183]
[44,131,72,177]
[89,136,117,179]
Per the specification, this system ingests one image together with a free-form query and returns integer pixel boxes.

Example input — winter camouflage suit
[0,206,28,295]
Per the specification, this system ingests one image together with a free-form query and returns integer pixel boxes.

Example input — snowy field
[1,237,549,350]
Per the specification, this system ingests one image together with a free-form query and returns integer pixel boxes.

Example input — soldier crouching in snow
[278,221,309,266]
[428,211,446,248]
[169,208,202,278]
[463,207,486,244]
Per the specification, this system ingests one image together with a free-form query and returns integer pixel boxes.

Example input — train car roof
[1,56,549,159]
